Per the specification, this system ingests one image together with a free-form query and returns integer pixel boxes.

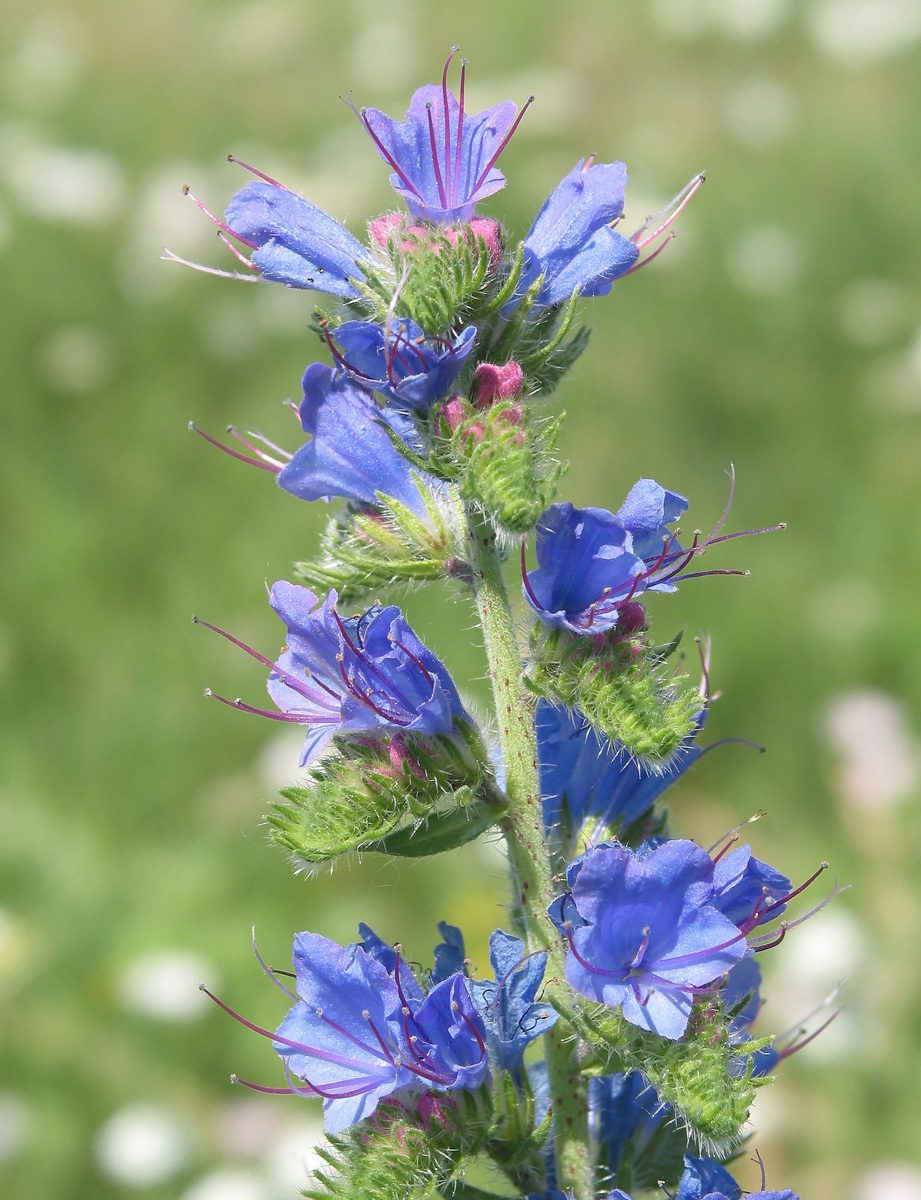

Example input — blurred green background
[2,1,921,1197]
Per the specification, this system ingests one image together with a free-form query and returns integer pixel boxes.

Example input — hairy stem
[464,504,593,1200]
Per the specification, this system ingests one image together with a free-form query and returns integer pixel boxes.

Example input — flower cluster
[182,51,819,1200]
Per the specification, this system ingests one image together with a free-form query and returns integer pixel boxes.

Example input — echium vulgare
[177,50,834,1200]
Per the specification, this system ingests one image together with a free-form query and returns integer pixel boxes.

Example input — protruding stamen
[359,110,426,202]
[425,102,449,208]
[452,58,467,207]
[161,248,259,282]
[251,926,297,1000]
[204,687,309,723]
[217,231,257,270]
[631,171,706,249]
[441,49,459,207]
[182,185,259,249]
[193,615,341,706]
[470,95,535,194]
[227,154,284,188]
[620,230,676,277]
[189,422,281,473]
[226,425,286,468]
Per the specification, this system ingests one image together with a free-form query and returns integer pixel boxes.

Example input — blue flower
[548,840,748,1039]
[677,1156,742,1200]
[469,930,558,1072]
[514,158,640,310]
[509,166,706,314]
[712,845,791,930]
[677,1155,798,1200]
[242,928,487,1134]
[358,52,528,226]
[523,482,687,634]
[537,700,706,845]
[327,318,476,412]
[277,363,439,519]
[197,583,471,764]
[223,179,370,294]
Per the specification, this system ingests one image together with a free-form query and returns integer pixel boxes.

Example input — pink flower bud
[473,361,523,407]
[436,396,469,433]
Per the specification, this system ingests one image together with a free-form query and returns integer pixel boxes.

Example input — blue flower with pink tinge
[510,167,706,314]
[523,480,689,634]
[524,474,781,636]
[602,1154,799,1200]
[170,160,371,295]
[278,362,440,516]
[191,364,442,521]
[548,839,748,1039]
[195,581,471,765]
[324,316,476,413]
[357,50,531,226]
[203,925,488,1134]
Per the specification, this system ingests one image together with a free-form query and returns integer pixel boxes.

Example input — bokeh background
[2,1,921,1197]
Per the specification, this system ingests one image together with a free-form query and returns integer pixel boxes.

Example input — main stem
[464,504,593,1200]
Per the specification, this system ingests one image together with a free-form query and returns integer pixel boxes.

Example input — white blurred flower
[824,689,920,811]
[0,1094,29,1163]
[649,0,788,38]
[119,950,217,1021]
[94,1103,190,1188]
[214,1098,282,1159]
[838,278,911,346]
[5,132,124,225]
[265,1118,326,1192]
[808,0,921,65]
[855,1164,921,1200]
[727,226,802,294]
[38,325,113,394]
[724,78,796,149]
[182,1168,270,1200]
[258,729,310,792]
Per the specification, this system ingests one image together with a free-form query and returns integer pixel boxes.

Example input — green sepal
[527,626,701,766]
[293,482,461,607]
[306,1090,495,1200]
[268,725,504,872]
[353,221,498,335]
[370,793,503,857]
[484,1068,553,1190]
[571,997,766,1156]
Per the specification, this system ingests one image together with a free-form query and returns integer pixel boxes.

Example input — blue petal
[431,922,466,985]
[470,930,558,1070]
[538,702,706,839]
[618,478,689,562]
[277,363,434,517]
[511,159,639,311]
[226,181,368,295]
[526,503,642,633]
[333,319,476,413]
[677,1155,742,1200]
[712,846,791,928]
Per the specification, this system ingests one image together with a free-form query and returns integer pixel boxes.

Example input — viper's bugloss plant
[176,49,831,1200]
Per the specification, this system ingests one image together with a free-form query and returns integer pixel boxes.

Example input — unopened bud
[474,361,523,408]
